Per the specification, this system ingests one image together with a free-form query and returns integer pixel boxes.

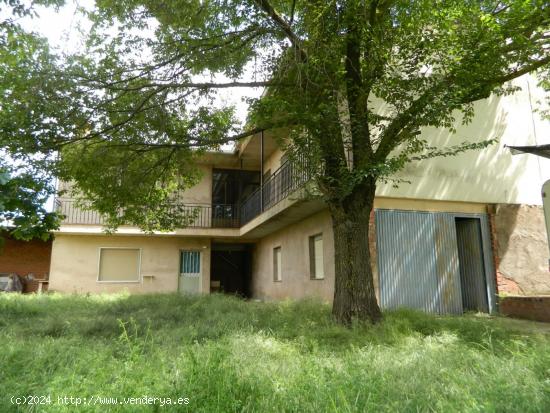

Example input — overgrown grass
[0,293,549,412]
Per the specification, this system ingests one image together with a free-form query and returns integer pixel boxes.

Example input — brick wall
[499,296,550,323]
[0,235,52,279]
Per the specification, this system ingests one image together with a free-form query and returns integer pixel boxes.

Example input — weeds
[0,293,548,412]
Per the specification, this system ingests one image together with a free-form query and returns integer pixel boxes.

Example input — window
[179,250,202,294]
[180,250,201,276]
[273,246,282,282]
[309,234,324,280]
[98,248,141,282]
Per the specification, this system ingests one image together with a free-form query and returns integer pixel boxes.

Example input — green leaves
[57,140,203,232]
[0,161,60,241]
[1,0,549,230]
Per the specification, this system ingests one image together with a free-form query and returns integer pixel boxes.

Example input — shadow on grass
[1,293,549,413]
[0,292,546,352]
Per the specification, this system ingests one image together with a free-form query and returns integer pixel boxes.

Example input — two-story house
[48,75,550,314]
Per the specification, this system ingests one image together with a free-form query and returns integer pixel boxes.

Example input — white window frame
[179,249,202,294]
[273,246,282,282]
[96,247,142,283]
[309,233,325,280]
[180,249,202,278]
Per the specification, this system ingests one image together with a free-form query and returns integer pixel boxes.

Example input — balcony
[240,156,311,225]
[55,156,312,229]
[54,200,240,228]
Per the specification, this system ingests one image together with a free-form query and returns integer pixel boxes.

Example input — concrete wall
[49,234,211,294]
[492,204,550,294]
[181,164,212,204]
[250,209,335,301]
[263,148,284,176]
[57,165,213,205]
[377,75,550,206]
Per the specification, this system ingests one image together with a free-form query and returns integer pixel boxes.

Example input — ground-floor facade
[48,198,550,314]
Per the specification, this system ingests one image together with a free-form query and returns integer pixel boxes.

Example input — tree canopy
[0,0,65,241]
[1,0,549,322]
[8,0,544,231]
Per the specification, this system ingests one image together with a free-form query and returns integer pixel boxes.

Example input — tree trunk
[330,180,382,325]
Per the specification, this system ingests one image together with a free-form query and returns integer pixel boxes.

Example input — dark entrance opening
[455,218,489,313]
[210,243,252,297]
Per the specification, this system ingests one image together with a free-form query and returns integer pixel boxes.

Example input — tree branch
[253,0,307,61]
[77,80,277,92]
[492,56,550,84]
[376,54,550,160]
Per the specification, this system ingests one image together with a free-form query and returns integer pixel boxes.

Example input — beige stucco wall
[250,209,335,301]
[49,234,211,294]
[179,164,213,204]
[493,204,550,294]
[377,75,550,206]
[263,148,284,176]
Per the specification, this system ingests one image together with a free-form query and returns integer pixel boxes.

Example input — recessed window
[180,250,201,294]
[309,234,324,280]
[98,248,141,282]
[181,250,201,276]
[273,246,282,282]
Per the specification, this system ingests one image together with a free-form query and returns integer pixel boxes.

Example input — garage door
[375,209,496,314]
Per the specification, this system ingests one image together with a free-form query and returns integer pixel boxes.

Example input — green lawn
[0,293,549,412]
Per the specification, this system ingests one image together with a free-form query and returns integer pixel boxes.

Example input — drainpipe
[260,130,264,212]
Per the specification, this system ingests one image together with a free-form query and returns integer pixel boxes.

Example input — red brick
[0,235,52,280]
[500,296,550,322]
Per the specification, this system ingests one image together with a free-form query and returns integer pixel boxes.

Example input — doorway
[179,250,202,294]
[210,243,252,297]
[455,218,489,313]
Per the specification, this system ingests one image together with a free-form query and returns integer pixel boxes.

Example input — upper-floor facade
[54,74,550,239]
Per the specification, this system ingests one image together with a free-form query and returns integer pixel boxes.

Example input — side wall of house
[49,234,211,294]
[491,204,550,294]
[181,164,213,204]
[250,209,335,301]
[58,164,213,204]
[376,75,550,207]
[262,148,284,176]
[250,199,494,307]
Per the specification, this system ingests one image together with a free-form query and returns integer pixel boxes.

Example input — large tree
[3,0,550,323]
[0,0,65,242]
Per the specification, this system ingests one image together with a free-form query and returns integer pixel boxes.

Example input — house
[48,75,550,314]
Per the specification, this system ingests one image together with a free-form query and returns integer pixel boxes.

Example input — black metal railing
[54,199,105,225]
[240,155,312,226]
[54,199,240,228]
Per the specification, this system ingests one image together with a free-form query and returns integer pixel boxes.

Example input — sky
[21,0,262,125]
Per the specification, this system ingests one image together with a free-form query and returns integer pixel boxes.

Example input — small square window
[309,234,324,280]
[98,248,141,282]
[273,246,282,282]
